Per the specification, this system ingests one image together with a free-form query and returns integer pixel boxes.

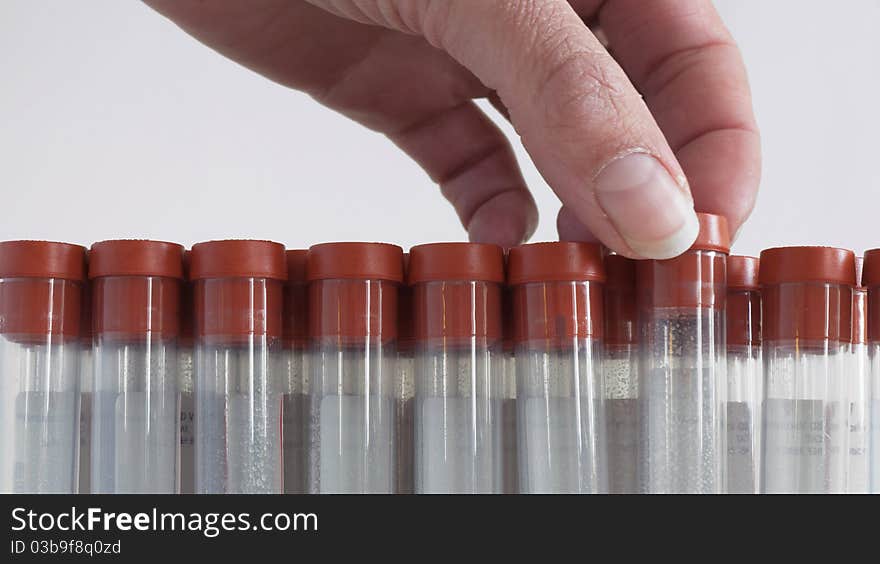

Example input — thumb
[424,0,700,258]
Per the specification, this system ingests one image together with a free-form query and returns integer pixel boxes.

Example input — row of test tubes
[0,215,877,493]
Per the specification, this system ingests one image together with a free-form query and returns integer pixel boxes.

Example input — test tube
[863,250,880,493]
[510,242,607,493]
[178,250,195,494]
[637,213,729,494]
[724,255,761,493]
[283,249,309,494]
[603,254,639,494]
[78,256,93,494]
[192,240,286,494]
[847,258,870,493]
[760,247,854,493]
[395,253,414,494]
[501,285,518,494]
[0,240,85,493]
[90,240,183,493]
[411,243,504,493]
[308,242,402,493]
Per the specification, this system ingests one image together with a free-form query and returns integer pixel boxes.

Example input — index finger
[598,0,761,238]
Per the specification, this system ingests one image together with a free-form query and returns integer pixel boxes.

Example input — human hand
[145,0,759,257]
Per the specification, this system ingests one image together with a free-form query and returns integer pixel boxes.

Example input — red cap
[604,254,637,346]
[307,242,403,282]
[284,250,309,347]
[508,242,604,345]
[507,242,605,285]
[636,213,729,309]
[759,247,856,343]
[89,240,184,279]
[690,213,731,254]
[0,241,85,342]
[728,256,759,290]
[408,242,504,284]
[191,241,286,341]
[80,251,92,344]
[864,251,880,342]
[307,243,402,344]
[410,243,504,344]
[89,240,184,340]
[0,240,85,281]
[190,240,287,281]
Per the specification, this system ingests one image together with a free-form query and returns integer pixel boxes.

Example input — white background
[1,0,878,258]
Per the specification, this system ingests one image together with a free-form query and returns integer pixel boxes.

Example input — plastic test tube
[192,240,286,494]
[395,253,414,494]
[637,213,729,494]
[0,241,85,493]
[178,250,195,494]
[847,258,870,493]
[411,243,504,493]
[282,250,309,494]
[863,250,880,493]
[90,240,183,493]
[724,256,762,493]
[510,242,607,494]
[603,254,638,494]
[500,285,518,494]
[760,247,854,493]
[78,256,93,494]
[308,242,402,493]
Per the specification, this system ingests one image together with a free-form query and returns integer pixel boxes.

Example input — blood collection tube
[637,213,729,494]
[760,247,854,493]
[78,254,93,494]
[603,254,639,494]
[178,250,195,494]
[862,250,880,493]
[510,242,607,494]
[724,255,762,493]
[847,258,870,492]
[89,240,183,493]
[0,241,85,493]
[411,243,504,493]
[501,285,518,494]
[282,249,309,494]
[191,240,286,494]
[308,243,402,493]
[395,253,414,494]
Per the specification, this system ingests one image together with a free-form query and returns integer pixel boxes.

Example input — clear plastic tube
[604,344,638,494]
[412,246,505,494]
[762,339,849,493]
[603,255,638,494]
[724,268,762,494]
[283,343,309,494]
[282,251,310,494]
[848,286,869,493]
[0,241,85,494]
[760,252,854,494]
[638,220,728,494]
[89,241,184,494]
[726,344,762,493]
[92,333,178,492]
[308,253,400,494]
[178,345,194,494]
[872,342,880,493]
[500,345,518,494]
[193,241,286,494]
[395,347,415,494]
[509,244,607,494]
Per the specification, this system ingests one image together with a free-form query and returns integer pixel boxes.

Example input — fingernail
[594,152,699,259]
